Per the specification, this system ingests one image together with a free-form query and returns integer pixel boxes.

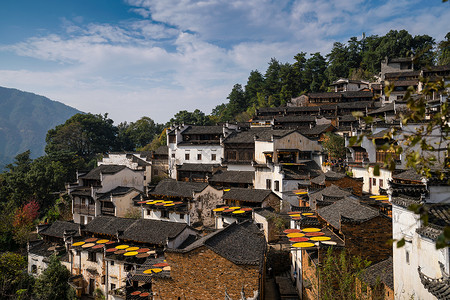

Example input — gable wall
[154,247,261,300]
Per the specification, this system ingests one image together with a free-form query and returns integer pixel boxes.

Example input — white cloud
[0,0,448,124]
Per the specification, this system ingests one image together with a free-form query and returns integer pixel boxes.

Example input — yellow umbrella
[72,241,85,247]
[310,236,331,241]
[143,268,162,274]
[96,239,109,244]
[289,214,301,217]
[287,232,305,238]
[127,247,140,251]
[123,251,138,256]
[232,210,245,214]
[213,208,225,212]
[302,228,321,233]
[292,242,315,248]
[116,245,129,250]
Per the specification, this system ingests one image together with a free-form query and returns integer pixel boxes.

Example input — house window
[80,215,85,225]
[161,210,169,218]
[372,178,376,186]
[180,213,185,219]
[379,179,383,187]
[147,209,151,215]
[111,283,116,291]
[406,251,410,264]
[88,252,96,262]
[31,265,37,274]
[211,154,216,161]
[87,217,92,223]
[197,153,202,160]
[110,261,114,266]
[185,153,190,160]
[171,153,175,158]
[266,179,271,190]
[153,169,158,176]
[274,180,280,191]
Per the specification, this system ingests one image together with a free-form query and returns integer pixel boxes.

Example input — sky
[0,0,448,124]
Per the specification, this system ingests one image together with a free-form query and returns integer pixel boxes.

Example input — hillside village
[27,57,450,300]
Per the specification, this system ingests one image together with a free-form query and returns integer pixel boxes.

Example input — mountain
[0,86,82,168]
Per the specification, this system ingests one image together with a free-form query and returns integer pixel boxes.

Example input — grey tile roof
[209,171,254,184]
[97,186,140,201]
[318,198,379,229]
[149,179,208,198]
[285,107,320,113]
[361,257,393,289]
[391,195,423,208]
[282,162,323,180]
[223,128,266,144]
[181,125,224,135]
[84,216,188,245]
[309,185,353,207]
[300,124,335,136]
[39,221,80,239]
[341,91,374,98]
[173,221,265,265]
[339,115,357,122]
[310,171,345,185]
[274,115,316,123]
[392,169,423,182]
[223,188,275,203]
[367,103,395,115]
[154,146,168,155]
[253,129,296,141]
[337,101,374,109]
[80,165,127,180]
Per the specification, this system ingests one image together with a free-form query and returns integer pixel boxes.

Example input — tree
[45,113,117,159]
[117,117,164,150]
[322,132,346,160]
[12,200,39,246]
[319,248,371,300]
[0,252,34,299]
[169,109,214,126]
[226,84,247,117]
[34,255,75,300]
[303,53,328,92]
[244,70,265,108]
[437,32,450,66]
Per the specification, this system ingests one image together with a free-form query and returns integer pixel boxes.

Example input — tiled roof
[367,103,395,115]
[337,101,374,109]
[154,146,168,155]
[173,221,265,265]
[177,163,219,172]
[300,124,335,136]
[309,185,353,208]
[370,128,392,139]
[29,240,67,258]
[285,107,320,113]
[318,198,379,229]
[390,80,418,87]
[341,91,373,98]
[149,179,208,198]
[282,162,323,180]
[181,125,224,135]
[39,221,80,239]
[339,115,357,122]
[384,71,420,78]
[80,165,127,180]
[392,169,423,182]
[274,115,316,123]
[97,186,140,201]
[309,92,342,99]
[223,188,275,203]
[418,262,450,299]
[391,195,423,208]
[84,216,188,245]
[310,171,345,185]
[222,128,266,144]
[361,257,393,289]
[257,107,285,114]
[254,129,296,141]
[209,171,254,184]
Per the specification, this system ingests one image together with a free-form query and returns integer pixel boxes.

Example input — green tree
[437,32,450,66]
[322,132,346,160]
[119,117,164,150]
[244,70,265,108]
[226,84,247,117]
[326,42,351,82]
[0,252,34,299]
[304,53,328,92]
[169,109,214,126]
[34,255,75,300]
[45,113,117,159]
[319,248,371,300]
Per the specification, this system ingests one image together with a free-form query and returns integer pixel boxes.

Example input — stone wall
[153,247,262,300]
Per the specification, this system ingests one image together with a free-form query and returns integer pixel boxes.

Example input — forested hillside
[0,87,81,168]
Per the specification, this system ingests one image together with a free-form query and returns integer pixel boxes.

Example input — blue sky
[0,0,448,123]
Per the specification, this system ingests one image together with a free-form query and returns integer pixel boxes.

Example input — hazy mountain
[0,86,82,168]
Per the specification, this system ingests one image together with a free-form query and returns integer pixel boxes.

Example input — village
[27,57,450,300]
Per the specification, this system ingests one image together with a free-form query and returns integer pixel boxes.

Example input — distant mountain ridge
[0,86,82,168]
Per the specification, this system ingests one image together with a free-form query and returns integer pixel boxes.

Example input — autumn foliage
[13,200,40,228]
